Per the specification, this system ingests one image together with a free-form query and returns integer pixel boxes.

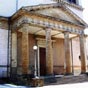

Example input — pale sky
[82,0,88,23]
[0,0,55,17]
[0,0,88,33]
[0,0,87,18]
[81,0,88,34]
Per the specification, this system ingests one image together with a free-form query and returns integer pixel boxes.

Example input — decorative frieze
[12,16,84,35]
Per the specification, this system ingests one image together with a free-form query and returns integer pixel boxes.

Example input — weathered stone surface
[46,28,53,75]
[12,33,17,67]
[31,78,44,87]
[22,29,29,74]
[64,32,71,74]
[0,17,8,30]
[79,34,86,73]
[0,29,8,77]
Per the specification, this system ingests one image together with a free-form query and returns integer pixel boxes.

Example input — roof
[0,16,8,21]
[11,3,88,28]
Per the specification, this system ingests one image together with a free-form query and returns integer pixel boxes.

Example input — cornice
[11,10,85,29]
[21,4,87,27]
[52,0,83,11]
[11,7,86,29]
[11,11,85,35]
[0,16,8,22]
[0,17,8,29]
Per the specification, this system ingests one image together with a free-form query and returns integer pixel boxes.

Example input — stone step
[45,74,88,85]
[44,75,57,84]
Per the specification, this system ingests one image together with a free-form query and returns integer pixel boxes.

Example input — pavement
[1,82,88,88]
[38,82,88,88]
[0,84,29,88]
[0,74,88,88]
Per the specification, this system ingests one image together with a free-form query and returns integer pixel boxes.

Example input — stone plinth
[31,78,44,87]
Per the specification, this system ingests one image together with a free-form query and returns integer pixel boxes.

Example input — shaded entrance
[39,47,46,76]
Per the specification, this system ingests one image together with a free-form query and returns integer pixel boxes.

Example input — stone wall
[53,38,65,74]
[71,37,81,75]
[0,28,8,77]
[0,17,8,77]
[85,36,88,72]
[16,33,85,75]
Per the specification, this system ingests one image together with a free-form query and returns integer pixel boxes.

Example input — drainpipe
[16,0,18,11]
[7,17,12,78]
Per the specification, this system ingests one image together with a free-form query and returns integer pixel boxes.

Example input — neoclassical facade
[0,0,88,81]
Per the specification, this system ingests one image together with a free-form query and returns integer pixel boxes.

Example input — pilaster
[11,32,17,75]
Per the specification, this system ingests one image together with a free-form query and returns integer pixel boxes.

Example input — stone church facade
[0,0,88,81]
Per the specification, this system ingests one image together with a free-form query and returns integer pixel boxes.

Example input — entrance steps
[44,75,57,84]
[44,74,88,85]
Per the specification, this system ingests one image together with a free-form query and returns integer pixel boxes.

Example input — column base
[31,78,44,87]
[44,74,57,84]
[10,67,17,77]
[64,73,73,76]
[81,72,86,74]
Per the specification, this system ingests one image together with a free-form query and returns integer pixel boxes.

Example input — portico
[11,3,87,77]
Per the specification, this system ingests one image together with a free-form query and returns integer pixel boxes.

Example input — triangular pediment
[33,7,83,26]
[12,4,87,28]
[22,4,86,27]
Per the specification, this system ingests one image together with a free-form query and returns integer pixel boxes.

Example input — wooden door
[39,47,46,76]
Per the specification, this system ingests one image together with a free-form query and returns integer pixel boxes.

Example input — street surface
[1,82,88,88]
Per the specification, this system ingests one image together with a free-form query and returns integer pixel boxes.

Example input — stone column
[12,32,17,75]
[64,32,71,74]
[45,28,53,75]
[79,34,86,73]
[22,28,29,74]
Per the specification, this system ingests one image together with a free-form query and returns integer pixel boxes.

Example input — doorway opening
[39,47,46,76]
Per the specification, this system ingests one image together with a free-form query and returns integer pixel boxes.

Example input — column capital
[63,31,69,38]
[21,24,29,33]
[45,27,52,31]
[63,31,69,33]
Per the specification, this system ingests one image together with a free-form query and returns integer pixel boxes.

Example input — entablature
[11,13,84,35]
[0,16,8,29]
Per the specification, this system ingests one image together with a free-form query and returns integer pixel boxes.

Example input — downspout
[7,17,11,77]
[16,0,18,11]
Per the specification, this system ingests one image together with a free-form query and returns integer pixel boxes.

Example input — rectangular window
[68,0,76,4]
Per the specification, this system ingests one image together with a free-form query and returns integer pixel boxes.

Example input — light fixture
[33,45,38,50]
[33,45,38,78]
